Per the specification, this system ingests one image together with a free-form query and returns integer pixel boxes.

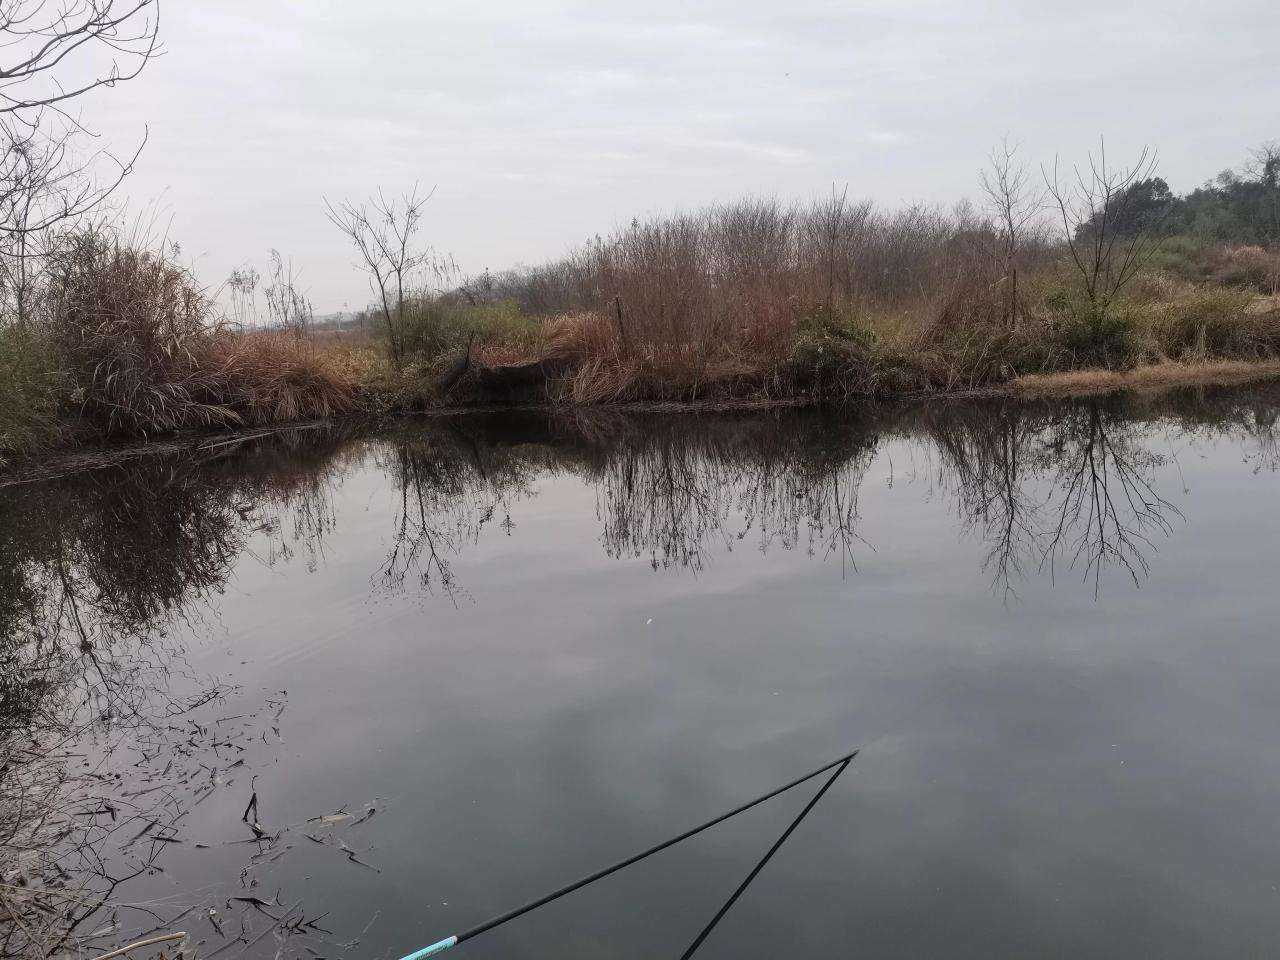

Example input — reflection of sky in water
[6,393,1280,959]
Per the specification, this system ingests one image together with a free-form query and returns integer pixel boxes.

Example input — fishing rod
[679,756,852,958]
[397,746,859,960]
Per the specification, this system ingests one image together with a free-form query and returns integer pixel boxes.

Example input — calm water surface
[4,386,1280,958]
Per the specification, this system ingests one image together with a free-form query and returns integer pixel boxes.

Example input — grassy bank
[372,224,1280,406]
[2,214,1280,468]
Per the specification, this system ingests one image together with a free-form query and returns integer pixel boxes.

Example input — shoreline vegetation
[4,358,1280,490]
[4,141,1280,470]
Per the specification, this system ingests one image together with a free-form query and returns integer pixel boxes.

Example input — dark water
[4,385,1280,959]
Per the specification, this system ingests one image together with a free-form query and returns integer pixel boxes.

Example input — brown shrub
[43,230,357,436]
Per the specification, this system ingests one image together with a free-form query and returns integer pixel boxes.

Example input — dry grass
[1130,284,1276,361]
[38,230,360,439]
[441,197,1040,404]
[429,274,1280,407]
[1208,245,1280,294]
[206,330,359,423]
[0,325,65,463]
[1010,359,1280,398]
[425,208,1280,407]
[45,231,237,434]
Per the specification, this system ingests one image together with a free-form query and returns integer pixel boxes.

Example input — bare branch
[979,136,1044,327]
[1042,138,1164,316]
[0,0,161,120]
[325,186,435,365]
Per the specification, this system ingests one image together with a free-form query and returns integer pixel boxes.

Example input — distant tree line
[1079,142,1280,244]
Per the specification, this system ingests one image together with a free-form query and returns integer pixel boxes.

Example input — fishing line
[396,746,859,959]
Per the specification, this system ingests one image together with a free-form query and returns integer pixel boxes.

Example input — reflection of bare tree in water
[369,413,877,593]
[1042,404,1178,593]
[373,395,1278,598]
[926,404,1047,597]
[375,429,541,602]
[1,468,244,743]
[926,399,1186,597]
[0,430,359,958]
[581,415,876,574]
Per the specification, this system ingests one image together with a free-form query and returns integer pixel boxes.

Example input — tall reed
[39,229,358,438]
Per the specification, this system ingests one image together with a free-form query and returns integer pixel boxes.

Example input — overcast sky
[94,0,1277,313]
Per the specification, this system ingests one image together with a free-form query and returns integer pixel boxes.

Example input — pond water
[4,385,1280,959]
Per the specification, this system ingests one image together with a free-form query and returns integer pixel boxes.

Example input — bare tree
[0,116,145,324]
[0,0,161,324]
[1244,140,1280,188]
[814,184,848,313]
[980,137,1043,329]
[1245,140,1280,242]
[1043,140,1163,316]
[0,114,145,234]
[802,187,873,316]
[325,186,435,365]
[0,0,161,119]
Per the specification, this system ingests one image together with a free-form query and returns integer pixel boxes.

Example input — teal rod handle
[398,935,458,960]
